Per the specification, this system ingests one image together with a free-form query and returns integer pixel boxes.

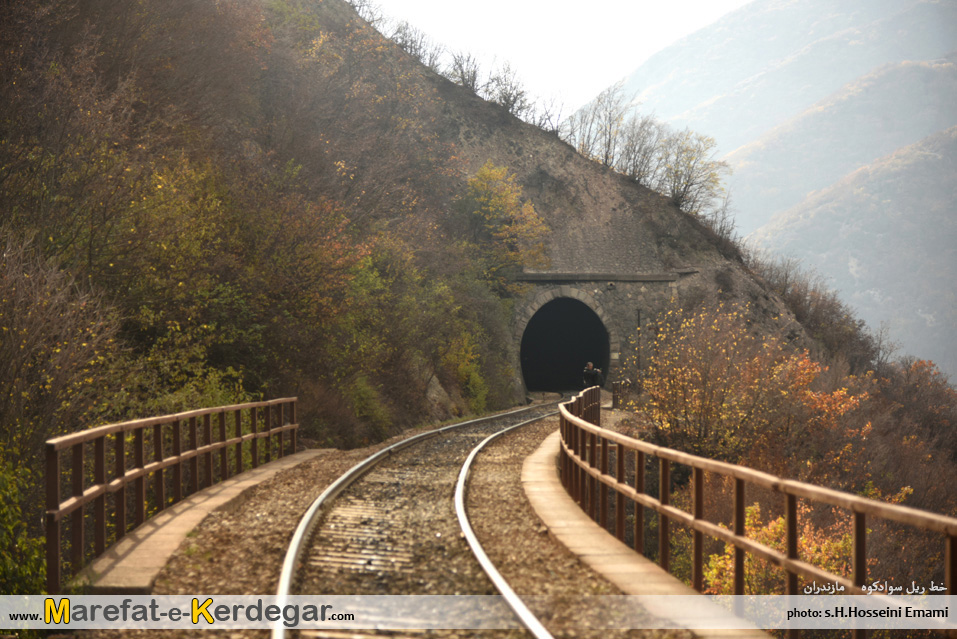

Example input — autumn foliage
[631,301,957,595]
[453,160,549,295]
[637,302,864,466]
[702,502,854,595]
[0,0,545,592]
[1,0,954,600]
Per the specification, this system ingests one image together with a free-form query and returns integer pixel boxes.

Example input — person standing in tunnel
[582,361,603,389]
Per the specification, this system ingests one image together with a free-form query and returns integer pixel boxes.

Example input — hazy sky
[373,0,755,110]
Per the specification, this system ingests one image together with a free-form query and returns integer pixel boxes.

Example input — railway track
[273,404,559,639]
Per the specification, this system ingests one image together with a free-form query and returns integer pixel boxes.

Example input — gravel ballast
[77,408,690,639]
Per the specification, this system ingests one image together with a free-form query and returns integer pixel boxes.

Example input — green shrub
[0,453,45,595]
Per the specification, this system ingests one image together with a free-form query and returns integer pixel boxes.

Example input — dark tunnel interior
[520,297,610,392]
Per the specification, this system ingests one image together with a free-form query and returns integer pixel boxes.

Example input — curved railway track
[273,404,559,639]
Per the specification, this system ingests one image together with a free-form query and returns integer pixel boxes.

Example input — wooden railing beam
[557,389,957,610]
[45,398,297,593]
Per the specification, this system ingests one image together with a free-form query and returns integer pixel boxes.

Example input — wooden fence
[45,398,298,593]
[561,387,957,638]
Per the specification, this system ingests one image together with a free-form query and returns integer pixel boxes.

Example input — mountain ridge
[752,126,957,374]
[621,0,957,155]
[728,55,957,231]
[601,0,957,378]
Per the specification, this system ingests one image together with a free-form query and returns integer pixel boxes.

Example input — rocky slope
[752,127,957,374]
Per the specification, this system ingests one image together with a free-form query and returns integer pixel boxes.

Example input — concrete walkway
[75,449,325,594]
[522,429,769,638]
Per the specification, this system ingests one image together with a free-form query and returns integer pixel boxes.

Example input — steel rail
[271,403,553,639]
[454,411,559,639]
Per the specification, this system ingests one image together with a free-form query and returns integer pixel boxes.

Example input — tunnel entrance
[520,297,610,392]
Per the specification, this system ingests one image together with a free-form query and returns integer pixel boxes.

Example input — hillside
[600,0,957,379]
[620,0,957,156]
[5,0,957,598]
[727,56,957,231]
[0,0,785,453]
[752,127,957,375]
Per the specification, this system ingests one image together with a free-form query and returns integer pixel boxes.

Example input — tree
[703,502,855,595]
[744,253,881,372]
[0,455,45,594]
[561,101,600,159]
[658,128,729,214]
[615,113,667,187]
[560,82,634,166]
[347,0,386,27]
[561,109,598,158]
[558,93,732,218]
[453,161,549,295]
[484,63,531,118]
[526,96,565,134]
[0,239,119,464]
[635,302,864,464]
[447,51,483,93]
[390,20,444,72]
[593,81,632,167]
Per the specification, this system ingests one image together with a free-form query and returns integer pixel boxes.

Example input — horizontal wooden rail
[45,398,298,593]
[559,388,957,639]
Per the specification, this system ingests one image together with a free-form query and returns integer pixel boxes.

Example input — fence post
[275,403,284,458]
[251,406,259,468]
[787,493,800,639]
[600,436,609,529]
[45,443,61,594]
[172,419,182,504]
[115,432,126,539]
[786,494,799,595]
[263,405,272,463]
[290,400,298,454]
[734,478,746,595]
[589,431,597,521]
[853,511,866,591]
[234,409,243,476]
[203,413,213,488]
[692,467,704,591]
[616,444,625,541]
[189,416,199,493]
[659,457,670,572]
[853,512,867,639]
[94,437,106,555]
[947,534,956,598]
[153,423,165,512]
[634,450,645,554]
[71,443,85,573]
[134,429,145,526]
[558,409,566,488]
[573,398,586,511]
[572,419,581,503]
[219,411,228,480]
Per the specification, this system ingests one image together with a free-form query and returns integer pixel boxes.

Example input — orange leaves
[802,384,864,428]
[703,502,855,595]
[638,302,865,466]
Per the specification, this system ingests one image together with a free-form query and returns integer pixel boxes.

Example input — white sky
[372,0,755,110]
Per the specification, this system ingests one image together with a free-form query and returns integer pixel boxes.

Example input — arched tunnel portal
[520,297,610,392]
